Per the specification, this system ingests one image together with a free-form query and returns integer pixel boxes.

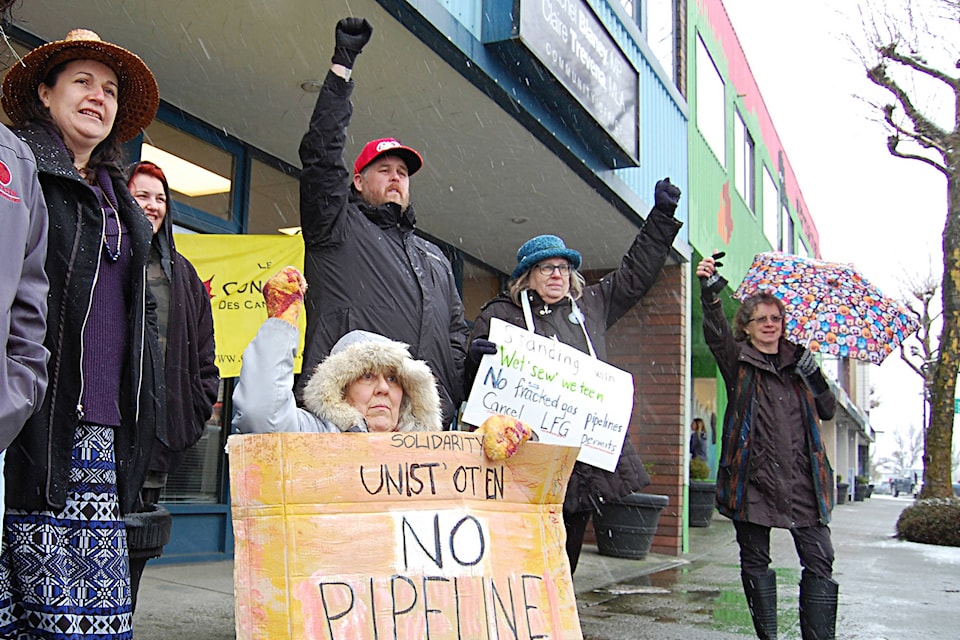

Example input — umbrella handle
[798,293,824,350]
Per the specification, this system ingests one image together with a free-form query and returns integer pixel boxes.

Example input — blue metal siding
[619,60,689,243]
[385,0,689,234]
[152,504,234,565]
[594,0,688,240]
[434,0,483,36]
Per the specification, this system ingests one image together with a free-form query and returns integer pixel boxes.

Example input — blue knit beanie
[511,235,582,279]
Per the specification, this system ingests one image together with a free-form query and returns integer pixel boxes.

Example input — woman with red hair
[124,160,219,609]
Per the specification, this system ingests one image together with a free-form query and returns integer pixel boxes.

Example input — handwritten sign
[229,432,582,640]
[462,319,634,472]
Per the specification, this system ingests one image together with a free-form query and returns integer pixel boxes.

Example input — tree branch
[886,135,950,175]
[882,104,943,152]
[868,58,952,172]
[881,41,960,89]
[900,346,927,377]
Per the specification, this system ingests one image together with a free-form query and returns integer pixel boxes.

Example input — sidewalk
[132,495,960,639]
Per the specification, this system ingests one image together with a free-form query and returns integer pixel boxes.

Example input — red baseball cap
[353,138,423,176]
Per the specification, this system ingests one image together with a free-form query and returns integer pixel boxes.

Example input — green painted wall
[687,0,823,426]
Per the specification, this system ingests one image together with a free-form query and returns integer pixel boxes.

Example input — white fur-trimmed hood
[301,331,441,432]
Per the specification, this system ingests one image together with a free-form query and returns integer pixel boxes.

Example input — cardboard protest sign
[462,318,634,472]
[229,432,582,640]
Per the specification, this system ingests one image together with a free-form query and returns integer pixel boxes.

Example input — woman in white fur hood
[232,267,441,434]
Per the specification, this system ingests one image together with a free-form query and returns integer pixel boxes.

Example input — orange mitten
[263,266,307,326]
[479,414,534,461]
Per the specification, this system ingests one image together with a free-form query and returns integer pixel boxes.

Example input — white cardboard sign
[462,318,634,471]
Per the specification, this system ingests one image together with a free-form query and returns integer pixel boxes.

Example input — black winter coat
[296,71,467,427]
[5,124,162,514]
[146,180,219,474]
[467,209,682,513]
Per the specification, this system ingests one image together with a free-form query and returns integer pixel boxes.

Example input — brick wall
[590,262,687,557]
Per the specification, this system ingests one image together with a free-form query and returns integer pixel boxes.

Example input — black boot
[799,575,838,640]
[742,570,778,639]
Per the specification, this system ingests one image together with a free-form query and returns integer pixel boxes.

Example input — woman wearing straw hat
[464,178,684,573]
[0,29,160,639]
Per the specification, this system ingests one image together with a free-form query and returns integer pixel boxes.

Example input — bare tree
[897,269,941,427]
[890,423,925,475]
[858,0,960,498]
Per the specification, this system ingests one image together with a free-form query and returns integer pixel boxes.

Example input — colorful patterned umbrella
[732,252,918,365]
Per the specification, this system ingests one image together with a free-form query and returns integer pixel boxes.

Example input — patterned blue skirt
[0,423,132,639]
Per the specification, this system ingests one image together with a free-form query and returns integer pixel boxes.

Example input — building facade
[686,0,873,541]
[5,0,871,563]
[5,0,693,560]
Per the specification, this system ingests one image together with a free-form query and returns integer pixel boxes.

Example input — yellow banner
[228,432,582,640]
[174,234,305,377]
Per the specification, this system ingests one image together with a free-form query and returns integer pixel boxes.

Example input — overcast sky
[721,0,955,462]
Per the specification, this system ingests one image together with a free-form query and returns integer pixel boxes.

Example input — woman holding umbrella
[697,254,838,640]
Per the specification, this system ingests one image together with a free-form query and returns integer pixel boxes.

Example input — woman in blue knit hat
[464,178,683,572]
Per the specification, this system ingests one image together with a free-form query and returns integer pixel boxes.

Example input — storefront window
[162,380,228,503]
[140,120,236,226]
[246,157,300,234]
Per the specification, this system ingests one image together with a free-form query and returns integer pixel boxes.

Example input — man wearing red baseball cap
[297,17,467,428]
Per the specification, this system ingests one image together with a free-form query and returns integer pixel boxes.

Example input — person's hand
[263,266,307,326]
[478,414,536,461]
[654,177,681,215]
[796,347,819,378]
[697,251,728,298]
[332,17,373,69]
[468,338,497,363]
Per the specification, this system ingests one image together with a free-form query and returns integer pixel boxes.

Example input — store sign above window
[484,0,639,167]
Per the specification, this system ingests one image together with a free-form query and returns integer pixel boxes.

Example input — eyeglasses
[536,263,573,276]
[747,314,783,325]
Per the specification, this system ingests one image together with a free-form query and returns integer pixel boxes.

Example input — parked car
[892,477,915,497]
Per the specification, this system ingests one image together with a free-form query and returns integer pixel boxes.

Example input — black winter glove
[332,17,373,69]
[654,177,681,215]
[468,338,498,364]
[699,251,728,299]
[796,347,828,394]
[796,347,819,378]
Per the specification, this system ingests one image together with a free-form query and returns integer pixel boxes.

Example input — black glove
[468,338,497,363]
[332,17,373,69]
[796,347,828,394]
[699,251,728,298]
[654,177,681,215]
[796,347,819,378]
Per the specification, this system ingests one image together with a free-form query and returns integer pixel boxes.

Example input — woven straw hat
[2,28,159,143]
